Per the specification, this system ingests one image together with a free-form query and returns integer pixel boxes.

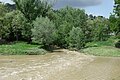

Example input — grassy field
[0,42,47,55]
[82,38,120,57]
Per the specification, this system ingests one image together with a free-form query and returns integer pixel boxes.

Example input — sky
[0,0,114,18]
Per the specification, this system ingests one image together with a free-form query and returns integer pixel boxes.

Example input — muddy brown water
[0,49,120,80]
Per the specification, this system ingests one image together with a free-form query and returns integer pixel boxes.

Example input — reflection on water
[0,49,120,80]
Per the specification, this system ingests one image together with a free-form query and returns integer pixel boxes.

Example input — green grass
[0,42,47,55]
[82,38,120,57]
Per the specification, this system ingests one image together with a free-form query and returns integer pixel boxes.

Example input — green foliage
[0,42,47,55]
[86,36,119,47]
[83,38,120,57]
[115,40,120,48]
[0,3,9,38]
[82,46,120,57]
[21,22,32,41]
[13,0,52,22]
[12,11,27,41]
[68,27,85,50]
[0,3,8,18]
[114,0,120,17]
[109,14,120,35]
[32,17,56,46]
[11,0,53,42]
[1,10,28,41]
[53,6,88,47]
[2,10,17,40]
[89,16,110,41]
[110,0,120,36]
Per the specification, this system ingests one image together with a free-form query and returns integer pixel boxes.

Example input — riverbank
[0,42,47,55]
[82,38,120,57]
[0,38,120,57]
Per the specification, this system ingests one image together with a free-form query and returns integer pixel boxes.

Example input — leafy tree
[2,10,29,41]
[0,3,8,18]
[92,17,110,41]
[86,18,95,42]
[32,17,56,47]
[0,3,9,38]
[109,0,120,37]
[87,16,110,41]
[12,0,53,42]
[109,14,120,35]
[12,0,52,22]
[53,6,88,47]
[11,11,27,41]
[1,11,15,40]
[114,0,120,17]
[111,0,120,36]
[68,27,85,49]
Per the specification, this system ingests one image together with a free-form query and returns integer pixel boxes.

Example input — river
[0,49,120,80]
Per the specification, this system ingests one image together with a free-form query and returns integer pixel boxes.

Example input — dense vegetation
[0,0,119,55]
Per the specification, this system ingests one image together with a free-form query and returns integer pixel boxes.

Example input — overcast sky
[0,0,114,18]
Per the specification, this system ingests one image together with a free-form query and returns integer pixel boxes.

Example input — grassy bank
[0,42,47,55]
[82,38,120,57]
[0,38,119,56]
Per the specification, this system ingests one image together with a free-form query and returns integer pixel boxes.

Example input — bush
[115,40,120,48]
[25,48,47,55]
[68,27,85,50]
[116,32,120,39]
[2,10,30,41]
[32,16,56,47]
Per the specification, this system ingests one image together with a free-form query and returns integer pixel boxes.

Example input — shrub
[25,48,47,55]
[115,40,120,48]
[32,16,56,47]
[116,32,120,39]
[68,27,85,50]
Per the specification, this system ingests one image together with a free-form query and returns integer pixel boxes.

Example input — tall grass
[0,42,47,55]
[82,37,120,57]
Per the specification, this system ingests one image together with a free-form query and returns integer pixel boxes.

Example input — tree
[12,0,53,43]
[87,16,110,41]
[114,0,120,17]
[12,0,52,22]
[12,11,27,41]
[1,11,15,40]
[0,3,8,18]
[0,3,9,38]
[109,14,119,35]
[32,17,56,47]
[93,17,110,41]
[2,10,29,41]
[112,0,120,36]
[109,0,120,37]
[68,27,85,49]
[53,6,88,47]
